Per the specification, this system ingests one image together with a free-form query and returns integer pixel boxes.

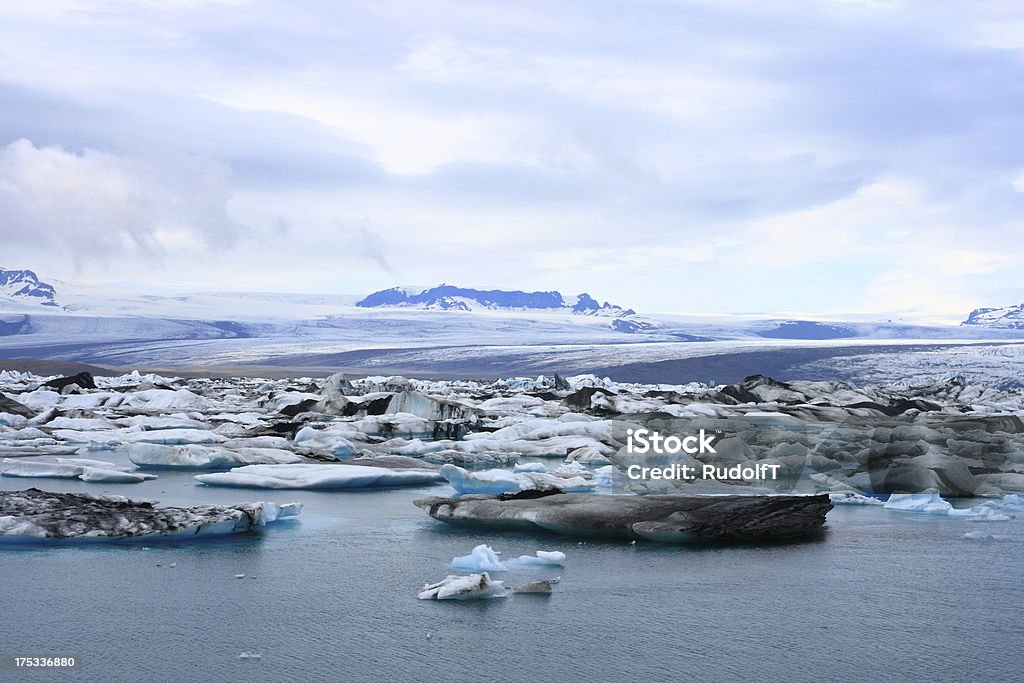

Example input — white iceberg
[56,457,133,471]
[78,468,157,484]
[507,550,566,568]
[417,572,509,600]
[1,458,157,484]
[513,462,548,473]
[883,492,953,514]
[440,464,595,495]
[124,429,227,446]
[452,544,508,572]
[128,443,302,469]
[195,463,444,490]
[884,492,1017,520]
[829,492,885,506]
[1,459,82,479]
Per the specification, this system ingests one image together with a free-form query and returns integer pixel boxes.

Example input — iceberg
[440,464,596,495]
[451,544,566,571]
[884,493,1017,520]
[507,550,566,568]
[1,459,157,484]
[829,492,885,506]
[195,463,444,490]
[0,488,301,542]
[451,544,508,572]
[124,429,227,446]
[883,492,953,514]
[511,577,560,594]
[128,443,302,469]
[513,462,548,473]
[416,492,833,543]
[417,572,509,600]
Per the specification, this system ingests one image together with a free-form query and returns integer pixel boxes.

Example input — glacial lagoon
[2,456,1022,683]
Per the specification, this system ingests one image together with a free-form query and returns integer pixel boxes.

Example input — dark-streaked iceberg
[415,491,832,543]
[0,488,301,542]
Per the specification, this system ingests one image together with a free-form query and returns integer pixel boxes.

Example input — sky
[2,0,1024,321]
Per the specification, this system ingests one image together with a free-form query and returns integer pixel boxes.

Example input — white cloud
[0,139,240,266]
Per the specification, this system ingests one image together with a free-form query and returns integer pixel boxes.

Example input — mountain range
[0,268,61,309]
[962,304,1024,329]
[356,284,634,316]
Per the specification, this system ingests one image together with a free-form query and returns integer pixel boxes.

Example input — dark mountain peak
[962,304,1024,329]
[356,285,632,317]
[0,267,61,308]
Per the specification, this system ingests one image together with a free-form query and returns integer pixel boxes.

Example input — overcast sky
[2,0,1024,320]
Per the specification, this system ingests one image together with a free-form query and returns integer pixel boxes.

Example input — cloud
[0,138,240,267]
[2,1,1024,316]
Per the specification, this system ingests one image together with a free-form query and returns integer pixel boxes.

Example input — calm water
[2,453,1022,683]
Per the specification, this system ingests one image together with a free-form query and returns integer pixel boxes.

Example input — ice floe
[417,573,509,600]
[194,463,443,490]
[0,488,301,541]
[452,544,507,572]
[440,464,596,495]
[128,443,303,469]
[1,458,158,484]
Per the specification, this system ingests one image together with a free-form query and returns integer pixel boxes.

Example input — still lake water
[2,453,1022,683]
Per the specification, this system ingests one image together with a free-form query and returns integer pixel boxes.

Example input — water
[2,456,1022,683]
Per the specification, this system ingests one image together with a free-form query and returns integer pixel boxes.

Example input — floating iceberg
[511,577,560,594]
[883,493,953,514]
[440,464,596,495]
[124,429,227,446]
[507,550,566,568]
[884,492,1018,520]
[128,444,302,469]
[513,462,548,473]
[417,572,509,600]
[452,544,508,572]
[0,488,301,542]
[829,492,885,506]
[195,463,444,490]
[1,459,157,484]
[416,492,833,543]
[451,544,567,571]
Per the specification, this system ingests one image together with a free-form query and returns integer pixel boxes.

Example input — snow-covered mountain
[0,267,61,309]
[357,285,635,317]
[962,304,1024,329]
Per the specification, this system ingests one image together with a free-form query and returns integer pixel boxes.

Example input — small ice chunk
[238,652,262,660]
[79,468,158,484]
[513,462,548,473]
[829,492,884,506]
[963,531,994,541]
[507,550,566,568]
[234,573,246,579]
[452,544,508,572]
[512,577,560,594]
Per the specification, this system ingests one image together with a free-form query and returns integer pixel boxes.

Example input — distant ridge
[357,284,635,317]
[962,304,1024,329]
[0,267,61,309]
